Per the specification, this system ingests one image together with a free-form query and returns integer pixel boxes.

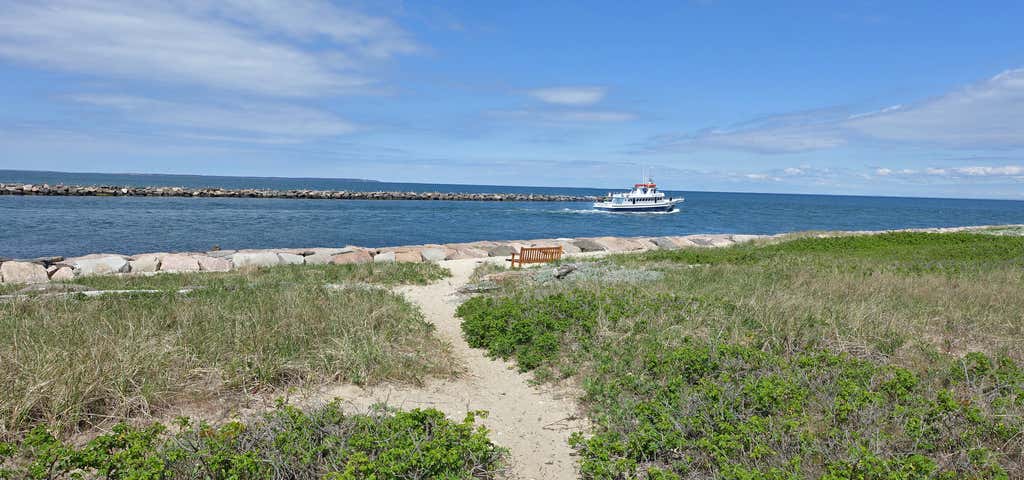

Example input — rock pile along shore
[0,183,601,202]
[0,225,1015,285]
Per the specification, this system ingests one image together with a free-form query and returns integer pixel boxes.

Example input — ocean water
[2,170,1023,258]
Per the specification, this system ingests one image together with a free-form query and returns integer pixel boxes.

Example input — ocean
[2,170,1023,258]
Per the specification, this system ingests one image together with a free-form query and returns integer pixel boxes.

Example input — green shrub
[458,233,1024,478]
[1,402,505,479]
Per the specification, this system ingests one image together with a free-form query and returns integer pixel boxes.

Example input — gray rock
[303,253,333,265]
[420,247,448,262]
[196,255,232,272]
[159,254,200,272]
[650,237,681,250]
[231,251,281,268]
[554,264,578,279]
[49,266,76,281]
[278,253,305,265]
[687,234,735,247]
[130,253,164,273]
[331,250,372,264]
[487,245,516,257]
[17,256,64,265]
[1,261,50,284]
[373,251,396,263]
[573,238,606,252]
[730,234,763,244]
[72,255,130,276]
[206,250,236,259]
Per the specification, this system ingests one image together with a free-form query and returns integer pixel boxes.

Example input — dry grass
[0,262,456,440]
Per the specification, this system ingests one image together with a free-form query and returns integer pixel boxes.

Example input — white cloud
[783,167,805,175]
[71,94,355,138]
[645,68,1024,154]
[527,86,607,106]
[648,125,847,154]
[847,69,1024,147]
[0,0,418,97]
[875,168,893,176]
[954,165,1024,176]
[488,109,635,124]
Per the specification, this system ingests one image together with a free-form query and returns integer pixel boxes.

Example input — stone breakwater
[0,224,1017,285]
[0,183,600,202]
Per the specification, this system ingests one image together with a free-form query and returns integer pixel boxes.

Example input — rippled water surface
[2,170,1023,258]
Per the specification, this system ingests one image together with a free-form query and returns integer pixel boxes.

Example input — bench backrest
[519,246,563,264]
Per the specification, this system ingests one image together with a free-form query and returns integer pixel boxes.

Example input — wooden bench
[507,245,563,268]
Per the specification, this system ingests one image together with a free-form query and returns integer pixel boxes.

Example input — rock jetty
[0,183,600,202]
[0,224,1017,285]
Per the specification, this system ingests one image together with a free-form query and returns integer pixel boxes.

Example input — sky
[1,1,1023,199]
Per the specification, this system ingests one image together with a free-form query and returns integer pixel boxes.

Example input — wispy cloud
[0,0,418,97]
[487,109,635,125]
[873,165,1024,179]
[847,69,1024,147]
[527,86,607,106]
[643,68,1024,153]
[70,94,355,140]
[642,107,850,154]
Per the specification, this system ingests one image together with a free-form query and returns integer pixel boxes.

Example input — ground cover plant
[0,262,456,439]
[457,233,1024,478]
[0,401,505,479]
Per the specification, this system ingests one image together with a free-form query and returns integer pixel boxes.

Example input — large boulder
[49,266,75,281]
[668,236,698,248]
[650,237,681,250]
[394,250,422,263]
[159,254,200,272]
[231,251,281,268]
[130,253,164,273]
[446,247,489,259]
[420,247,449,263]
[196,255,232,272]
[1,261,49,284]
[70,255,130,276]
[594,237,648,252]
[551,239,582,254]
[487,245,516,257]
[573,238,606,252]
[277,253,305,265]
[730,234,763,244]
[304,248,353,265]
[686,234,734,248]
[373,251,396,263]
[331,250,372,264]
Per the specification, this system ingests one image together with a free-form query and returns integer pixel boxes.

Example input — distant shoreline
[0,182,601,202]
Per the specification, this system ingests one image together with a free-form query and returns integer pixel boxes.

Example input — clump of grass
[0,262,456,440]
[457,232,1024,478]
[468,261,508,283]
[1,401,505,479]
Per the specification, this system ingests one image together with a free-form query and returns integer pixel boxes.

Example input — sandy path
[322,257,586,480]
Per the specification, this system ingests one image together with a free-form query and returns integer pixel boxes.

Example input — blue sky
[1,1,1023,198]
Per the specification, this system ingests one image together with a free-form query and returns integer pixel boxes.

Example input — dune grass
[457,232,1024,478]
[0,262,455,440]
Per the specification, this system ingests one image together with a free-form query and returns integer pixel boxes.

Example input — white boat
[593,177,683,212]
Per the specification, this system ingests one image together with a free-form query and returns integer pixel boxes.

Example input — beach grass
[0,262,456,440]
[457,232,1024,478]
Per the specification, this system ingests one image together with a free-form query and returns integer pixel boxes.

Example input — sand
[322,257,587,479]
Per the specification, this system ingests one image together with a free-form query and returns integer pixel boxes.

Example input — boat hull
[592,202,679,212]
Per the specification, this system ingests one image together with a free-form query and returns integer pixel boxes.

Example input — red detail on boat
[634,183,657,188]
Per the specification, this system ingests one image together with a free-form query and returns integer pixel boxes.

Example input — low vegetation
[0,402,505,479]
[1,262,456,439]
[457,233,1024,478]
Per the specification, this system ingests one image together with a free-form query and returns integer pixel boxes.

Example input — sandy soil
[313,257,587,479]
